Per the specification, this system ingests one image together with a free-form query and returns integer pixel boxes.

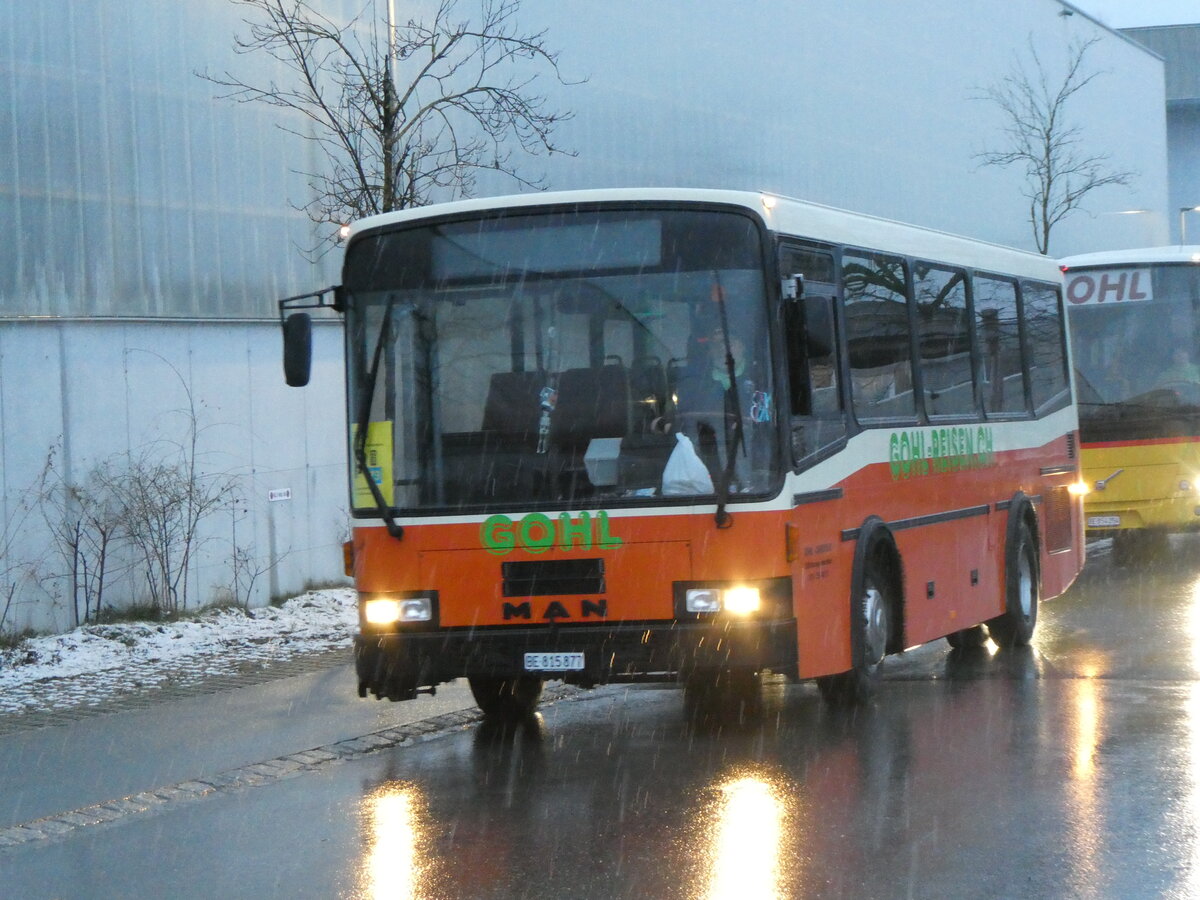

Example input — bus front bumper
[354,619,800,701]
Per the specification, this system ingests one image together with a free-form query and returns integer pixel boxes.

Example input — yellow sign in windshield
[352,421,394,507]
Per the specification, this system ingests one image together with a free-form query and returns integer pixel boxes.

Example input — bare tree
[38,450,128,626]
[114,351,241,617]
[201,0,579,247]
[0,455,49,635]
[975,37,1134,255]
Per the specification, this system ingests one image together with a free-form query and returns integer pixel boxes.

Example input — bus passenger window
[973,275,1027,415]
[913,262,974,417]
[843,250,916,421]
[780,245,846,461]
[1020,281,1069,410]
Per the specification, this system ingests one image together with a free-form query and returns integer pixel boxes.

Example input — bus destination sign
[1064,267,1153,305]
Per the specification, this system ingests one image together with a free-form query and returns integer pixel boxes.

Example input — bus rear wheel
[946,624,989,650]
[817,546,895,706]
[988,521,1038,648]
[468,675,544,720]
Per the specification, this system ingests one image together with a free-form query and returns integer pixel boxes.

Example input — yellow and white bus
[281,189,1085,717]
[1061,247,1200,565]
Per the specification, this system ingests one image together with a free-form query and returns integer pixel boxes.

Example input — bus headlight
[686,588,722,613]
[363,598,402,625]
[1067,481,1091,497]
[685,586,762,616]
[723,586,762,615]
[363,596,433,625]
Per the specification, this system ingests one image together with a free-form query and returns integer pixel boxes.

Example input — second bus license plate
[524,652,585,672]
[1087,516,1121,527]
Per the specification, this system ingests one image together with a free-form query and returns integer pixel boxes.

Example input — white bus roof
[346,188,1061,282]
[1060,246,1200,268]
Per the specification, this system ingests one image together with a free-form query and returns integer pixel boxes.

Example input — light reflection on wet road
[6,537,1200,899]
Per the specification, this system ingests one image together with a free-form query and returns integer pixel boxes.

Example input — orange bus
[280,189,1085,717]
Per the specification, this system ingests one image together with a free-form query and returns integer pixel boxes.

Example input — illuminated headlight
[363,596,433,625]
[723,586,762,615]
[685,586,762,615]
[1067,481,1091,497]
[363,598,402,625]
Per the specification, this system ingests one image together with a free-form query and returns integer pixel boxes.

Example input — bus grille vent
[501,559,606,597]
[1044,486,1073,553]
[1066,433,1077,459]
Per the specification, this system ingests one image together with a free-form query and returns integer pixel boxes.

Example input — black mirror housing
[283,312,313,387]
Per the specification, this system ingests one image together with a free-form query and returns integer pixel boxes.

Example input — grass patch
[92,603,165,624]
[270,578,352,607]
[0,627,38,651]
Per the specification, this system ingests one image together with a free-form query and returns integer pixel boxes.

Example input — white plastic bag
[661,432,714,496]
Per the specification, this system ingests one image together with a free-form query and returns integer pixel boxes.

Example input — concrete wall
[0,319,347,632]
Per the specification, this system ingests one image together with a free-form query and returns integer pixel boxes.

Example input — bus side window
[973,275,1028,416]
[1020,280,1070,411]
[780,245,846,461]
[842,250,916,421]
[913,261,974,417]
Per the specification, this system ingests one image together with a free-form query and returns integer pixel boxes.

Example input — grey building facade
[0,0,1173,633]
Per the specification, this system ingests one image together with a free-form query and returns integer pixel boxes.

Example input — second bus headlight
[685,586,762,616]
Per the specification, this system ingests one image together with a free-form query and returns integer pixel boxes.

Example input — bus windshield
[341,206,780,513]
[1067,262,1200,437]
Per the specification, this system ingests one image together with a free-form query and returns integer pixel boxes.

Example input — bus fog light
[724,586,762,615]
[399,597,433,622]
[363,598,402,625]
[686,589,722,613]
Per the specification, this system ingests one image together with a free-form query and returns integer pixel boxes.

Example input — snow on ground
[0,590,357,716]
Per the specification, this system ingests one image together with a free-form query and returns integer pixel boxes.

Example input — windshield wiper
[712,271,743,530]
[354,293,404,540]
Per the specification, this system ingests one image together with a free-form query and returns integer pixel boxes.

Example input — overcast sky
[1070,1,1199,28]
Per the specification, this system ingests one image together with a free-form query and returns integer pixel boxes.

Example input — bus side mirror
[283,312,313,387]
[804,296,835,358]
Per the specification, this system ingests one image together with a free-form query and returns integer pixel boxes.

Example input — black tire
[988,520,1039,648]
[817,542,895,706]
[468,675,544,720]
[946,624,989,650]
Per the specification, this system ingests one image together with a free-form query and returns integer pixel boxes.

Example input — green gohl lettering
[480,510,624,555]
[482,515,516,556]
[596,511,624,549]
[888,426,997,480]
[519,513,556,554]
[558,511,593,550]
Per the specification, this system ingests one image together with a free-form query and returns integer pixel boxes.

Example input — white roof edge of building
[1057,1,1167,58]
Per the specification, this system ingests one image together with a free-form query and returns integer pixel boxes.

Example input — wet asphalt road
[4,537,1200,899]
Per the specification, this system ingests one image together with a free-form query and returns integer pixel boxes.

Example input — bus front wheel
[468,675,544,720]
[817,544,896,706]
[988,520,1039,648]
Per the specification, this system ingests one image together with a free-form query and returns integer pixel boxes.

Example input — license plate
[524,652,585,671]
[1088,515,1121,527]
